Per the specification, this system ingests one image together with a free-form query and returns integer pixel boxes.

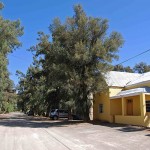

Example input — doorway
[127,99,133,115]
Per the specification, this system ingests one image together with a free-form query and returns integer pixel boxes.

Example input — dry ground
[0,112,149,150]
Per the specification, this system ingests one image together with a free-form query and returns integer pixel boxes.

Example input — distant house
[93,71,150,127]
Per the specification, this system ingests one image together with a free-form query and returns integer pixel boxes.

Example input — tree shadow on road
[0,117,84,128]
[0,114,148,134]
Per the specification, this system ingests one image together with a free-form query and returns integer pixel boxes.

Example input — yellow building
[93,71,150,127]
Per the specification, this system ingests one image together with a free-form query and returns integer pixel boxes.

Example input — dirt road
[0,112,149,150]
[0,112,93,150]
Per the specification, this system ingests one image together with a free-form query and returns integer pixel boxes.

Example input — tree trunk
[83,98,90,121]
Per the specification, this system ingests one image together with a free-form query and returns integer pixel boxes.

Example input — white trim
[110,92,150,100]
[110,93,141,99]
[126,80,150,88]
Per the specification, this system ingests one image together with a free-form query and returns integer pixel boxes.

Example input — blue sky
[2,0,150,85]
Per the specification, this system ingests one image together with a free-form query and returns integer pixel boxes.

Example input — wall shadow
[88,120,148,133]
[117,126,145,132]
[88,120,125,128]
[145,134,150,136]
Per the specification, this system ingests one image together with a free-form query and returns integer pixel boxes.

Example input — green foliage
[18,4,123,120]
[3,102,14,113]
[16,61,48,115]
[0,91,18,113]
[114,62,150,74]
[113,65,133,73]
[133,62,150,73]
[0,3,23,112]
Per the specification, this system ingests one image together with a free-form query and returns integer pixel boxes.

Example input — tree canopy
[113,65,133,73]
[113,62,150,74]
[133,62,150,73]
[0,3,23,112]
[17,4,123,119]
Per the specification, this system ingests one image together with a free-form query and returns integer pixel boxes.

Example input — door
[127,99,133,115]
[59,110,68,118]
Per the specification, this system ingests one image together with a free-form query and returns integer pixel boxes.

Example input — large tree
[113,65,133,73]
[16,63,47,115]
[16,54,64,115]
[0,3,23,112]
[113,62,150,74]
[29,5,123,120]
[133,62,150,74]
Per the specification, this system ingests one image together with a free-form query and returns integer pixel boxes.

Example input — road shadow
[145,134,150,136]
[0,117,84,128]
[88,120,147,133]
[88,120,125,128]
[117,126,146,132]
[0,113,148,133]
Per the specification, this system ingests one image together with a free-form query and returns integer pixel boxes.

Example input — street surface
[0,112,149,150]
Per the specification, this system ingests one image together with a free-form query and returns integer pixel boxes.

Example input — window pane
[99,104,103,113]
[146,101,150,112]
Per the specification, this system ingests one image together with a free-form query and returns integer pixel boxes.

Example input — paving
[0,112,149,150]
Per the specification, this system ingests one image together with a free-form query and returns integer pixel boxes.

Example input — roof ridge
[110,71,140,75]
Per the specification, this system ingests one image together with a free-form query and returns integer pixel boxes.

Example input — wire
[9,48,150,66]
[116,48,150,66]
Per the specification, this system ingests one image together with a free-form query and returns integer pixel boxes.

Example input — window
[99,104,103,113]
[127,99,132,103]
[146,101,150,112]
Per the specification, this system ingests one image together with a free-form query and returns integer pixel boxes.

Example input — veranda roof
[110,87,150,99]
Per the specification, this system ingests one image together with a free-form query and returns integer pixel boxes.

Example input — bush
[2,102,15,113]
